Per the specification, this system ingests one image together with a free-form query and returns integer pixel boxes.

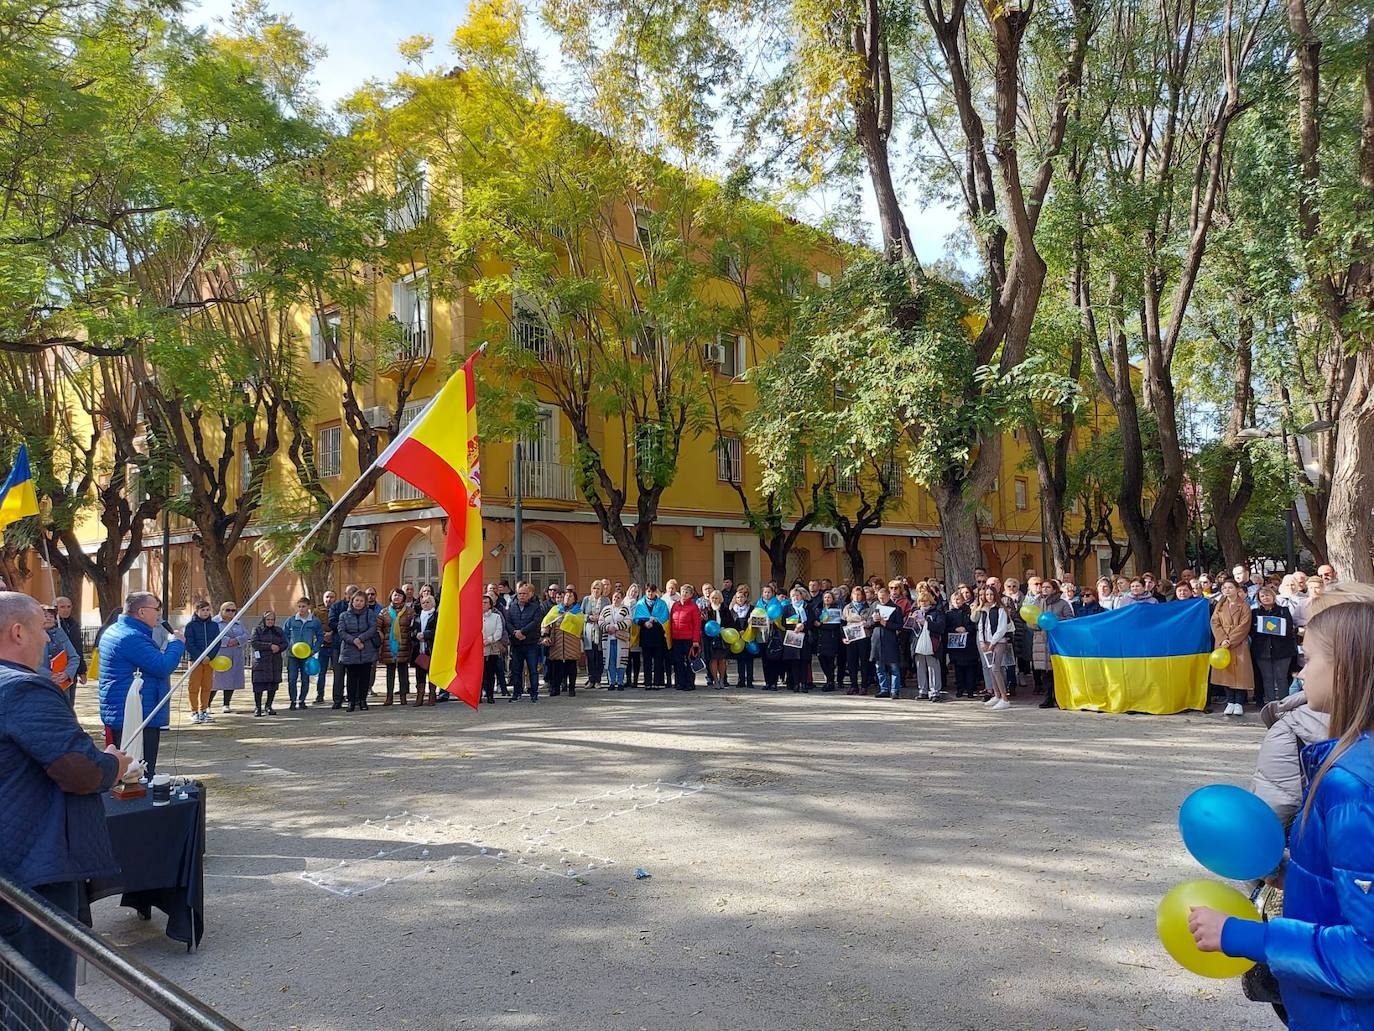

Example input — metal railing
[507,459,576,501]
[513,312,555,361]
[0,876,241,1031]
[387,322,431,365]
[378,470,428,504]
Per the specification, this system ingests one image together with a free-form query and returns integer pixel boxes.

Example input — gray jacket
[1250,690,1331,828]
[336,607,381,665]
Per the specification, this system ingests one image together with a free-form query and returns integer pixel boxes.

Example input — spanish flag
[378,353,484,708]
[1048,597,1212,714]
[0,444,40,532]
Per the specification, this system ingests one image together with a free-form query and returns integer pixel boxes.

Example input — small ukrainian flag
[0,444,40,532]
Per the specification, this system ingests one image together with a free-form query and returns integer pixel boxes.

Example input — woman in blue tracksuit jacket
[1190,600,1374,1029]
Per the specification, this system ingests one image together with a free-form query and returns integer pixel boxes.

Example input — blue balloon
[1178,784,1285,880]
[766,600,782,620]
[744,641,759,655]
[704,620,721,638]
[1037,611,1060,631]
[304,656,321,676]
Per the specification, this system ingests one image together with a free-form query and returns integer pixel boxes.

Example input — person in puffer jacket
[1252,691,1332,830]
[97,592,186,778]
[1190,600,1374,1030]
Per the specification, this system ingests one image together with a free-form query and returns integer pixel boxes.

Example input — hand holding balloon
[1187,906,1228,953]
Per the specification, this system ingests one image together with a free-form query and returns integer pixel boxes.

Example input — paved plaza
[75,688,1278,1030]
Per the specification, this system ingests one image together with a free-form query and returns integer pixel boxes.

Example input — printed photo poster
[822,607,843,624]
[783,629,806,650]
[842,623,868,644]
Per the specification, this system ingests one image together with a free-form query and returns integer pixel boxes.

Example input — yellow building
[49,169,1119,628]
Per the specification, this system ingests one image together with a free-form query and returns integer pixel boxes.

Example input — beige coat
[1209,596,1255,692]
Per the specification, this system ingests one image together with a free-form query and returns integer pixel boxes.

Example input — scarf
[388,605,401,655]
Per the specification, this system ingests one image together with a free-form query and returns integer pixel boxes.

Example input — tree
[1279,1,1374,580]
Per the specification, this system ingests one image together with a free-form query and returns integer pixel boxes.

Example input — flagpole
[124,343,489,740]
[39,533,58,604]
[123,444,393,739]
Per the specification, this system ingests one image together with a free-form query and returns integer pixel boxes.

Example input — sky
[188,0,966,269]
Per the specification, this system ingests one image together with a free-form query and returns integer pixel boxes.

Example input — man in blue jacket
[0,592,129,993]
[97,592,185,778]
[282,596,324,710]
[504,582,546,702]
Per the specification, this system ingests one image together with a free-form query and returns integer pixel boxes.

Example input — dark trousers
[482,654,502,702]
[315,649,331,701]
[584,648,604,687]
[385,662,411,702]
[509,647,540,699]
[784,657,808,691]
[342,663,370,708]
[1255,656,1291,705]
[1225,687,1249,705]
[953,663,981,697]
[253,685,278,712]
[105,725,161,778]
[628,652,642,686]
[761,657,783,689]
[734,655,755,686]
[670,640,695,690]
[332,652,346,706]
[548,659,578,695]
[642,645,668,687]
[0,881,80,996]
[844,646,871,691]
[818,654,837,689]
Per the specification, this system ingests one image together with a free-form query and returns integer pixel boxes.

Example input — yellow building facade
[53,186,1119,628]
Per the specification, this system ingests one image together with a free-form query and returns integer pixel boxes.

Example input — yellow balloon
[741,625,755,643]
[291,641,313,659]
[720,627,740,646]
[1209,647,1232,670]
[210,654,232,672]
[1156,879,1257,979]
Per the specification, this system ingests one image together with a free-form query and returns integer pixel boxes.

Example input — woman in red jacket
[668,583,704,691]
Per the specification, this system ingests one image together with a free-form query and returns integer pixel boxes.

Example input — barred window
[716,436,743,484]
[317,425,342,479]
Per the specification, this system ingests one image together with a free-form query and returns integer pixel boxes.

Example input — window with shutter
[309,315,322,363]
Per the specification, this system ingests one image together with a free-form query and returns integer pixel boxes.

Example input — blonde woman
[599,590,632,690]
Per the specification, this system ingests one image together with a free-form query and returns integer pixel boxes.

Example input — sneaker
[202,711,214,723]
[983,697,999,707]
[875,691,890,699]
[992,699,1012,711]
[190,711,203,724]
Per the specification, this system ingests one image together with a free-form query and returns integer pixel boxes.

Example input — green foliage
[750,255,1078,493]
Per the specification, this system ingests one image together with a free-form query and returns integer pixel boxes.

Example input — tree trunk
[930,483,983,587]
[1327,373,1374,582]
[843,538,865,584]
[199,536,237,609]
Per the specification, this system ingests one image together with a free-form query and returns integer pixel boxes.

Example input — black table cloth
[81,783,206,950]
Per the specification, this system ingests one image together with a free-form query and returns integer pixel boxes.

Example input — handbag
[413,651,431,670]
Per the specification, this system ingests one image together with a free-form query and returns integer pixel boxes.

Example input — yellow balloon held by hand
[1209,647,1232,670]
[291,641,313,659]
[1156,879,1257,979]
[1019,604,1039,624]
[210,654,232,672]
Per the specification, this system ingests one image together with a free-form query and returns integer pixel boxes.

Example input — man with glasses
[362,588,381,696]
[96,592,185,777]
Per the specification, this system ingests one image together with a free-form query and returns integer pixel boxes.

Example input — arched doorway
[501,529,566,590]
[401,534,440,592]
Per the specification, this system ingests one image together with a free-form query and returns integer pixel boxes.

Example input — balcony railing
[387,322,431,365]
[379,471,428,505]
[514,311,555,361]
[508,459,576,502]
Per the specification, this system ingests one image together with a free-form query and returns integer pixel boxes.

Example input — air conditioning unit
[363,405,389,429]
[339,528,379,554]
[820,529,843,550]
[705,340,727,366]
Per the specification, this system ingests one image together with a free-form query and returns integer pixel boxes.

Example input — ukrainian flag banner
[0,444,40,532]
[1048,598,1212,714]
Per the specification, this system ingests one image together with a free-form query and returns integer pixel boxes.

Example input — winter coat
[210,616,247,694]
[1250,691,1332,829]
[480,609,506,657]
[413,607,440,661]
[581,595,609,649]
[668,601,703,650]
[182,614,221,664]
[869,602,902,666]
[97,615,186,731]
[907,605,946,661]
[779,598,812,659]
[250,622,286,686]
[633,597,670,650]
[504,598,546,649]
[943,604,979,667]
[1079,600,1104,617]
[44,625,80,687]
[1210,595,1256,692]
[1029,594,1075,671]
[1221,734,1374,1030]
[0,660,119,889]
[814,604,843,659]
[337,607,381,665]
[282,613,323,656]
[377,605,414,664]
[543,605,584,661]
[1251,603,1300,664]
